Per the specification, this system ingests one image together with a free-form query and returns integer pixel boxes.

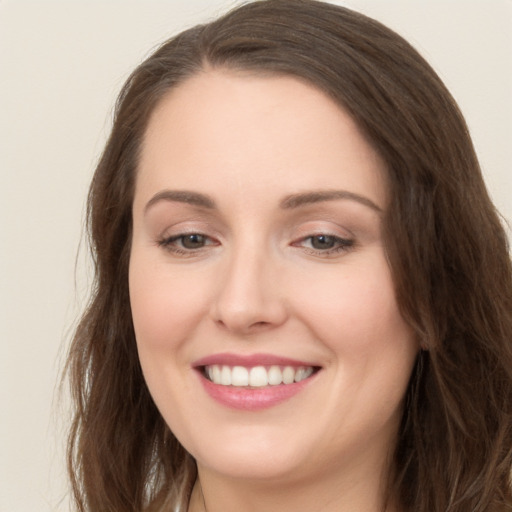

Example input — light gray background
[1,1,511,510]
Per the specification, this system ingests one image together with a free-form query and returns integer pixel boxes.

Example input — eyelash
[293,234,354,256]
[157,233,219,256]
[158,232,354,258]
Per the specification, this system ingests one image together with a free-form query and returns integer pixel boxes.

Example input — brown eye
[292,233,354,257]
[180,234,207,249]
[310,235,336,250]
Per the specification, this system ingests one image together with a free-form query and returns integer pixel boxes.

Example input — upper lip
[192,352,319,368]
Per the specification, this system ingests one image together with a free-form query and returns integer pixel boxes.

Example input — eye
[309,234,338,250]
[293,234,354,256]
[177,233,208,249]
[157,232,218,255]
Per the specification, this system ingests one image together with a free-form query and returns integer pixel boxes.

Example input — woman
[66,1,512,510]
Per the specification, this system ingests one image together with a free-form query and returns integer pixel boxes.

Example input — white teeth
[267,365,282,385]
[294,366,313,382]
[231,366,249,386]
[206,364,315,387]
[249,366,268,387]
[220,365,232,386]
[212,365,221,383]
[282,366,295,384]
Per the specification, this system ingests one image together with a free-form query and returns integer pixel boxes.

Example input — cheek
[128,254,206,420]
[291,259,408,353]
[129,253,210,351]
[290,258,417,438]
[289,253,418,417]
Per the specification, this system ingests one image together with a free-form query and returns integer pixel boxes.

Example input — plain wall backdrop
[1,1,511,510]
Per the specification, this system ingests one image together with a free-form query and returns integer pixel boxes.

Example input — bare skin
[130,69,417,512]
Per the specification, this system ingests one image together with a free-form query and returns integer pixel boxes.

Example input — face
[129,70,418,485]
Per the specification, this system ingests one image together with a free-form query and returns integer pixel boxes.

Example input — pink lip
[192,352,315,368]
[192,352,320,411]
[198,376,314,411]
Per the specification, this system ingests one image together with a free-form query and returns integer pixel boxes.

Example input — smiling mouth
[202,364,319,388]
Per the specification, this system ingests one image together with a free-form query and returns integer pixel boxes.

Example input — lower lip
[198,372,316,411]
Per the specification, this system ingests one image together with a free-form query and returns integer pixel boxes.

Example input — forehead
[136,69,387,211]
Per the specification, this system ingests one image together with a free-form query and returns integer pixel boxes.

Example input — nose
[210,244,288,335]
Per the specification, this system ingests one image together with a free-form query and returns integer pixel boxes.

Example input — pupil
[182,234,205,249]
[312,235,334,249]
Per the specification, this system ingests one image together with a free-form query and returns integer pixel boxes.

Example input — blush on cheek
[293,270,399,353]
[129,276,172,352]
[130,270,209,359]
[131,295,184,351]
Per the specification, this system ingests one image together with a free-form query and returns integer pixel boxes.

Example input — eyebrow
[144,188,382,214]
[280,190,382,213]
[144,190,216,213]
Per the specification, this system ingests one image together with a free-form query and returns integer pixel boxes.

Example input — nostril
[214,318,271,333]
[252,321,270,328]
[210,281,288,333]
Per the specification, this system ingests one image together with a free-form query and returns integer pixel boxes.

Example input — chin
[189,425,313,482]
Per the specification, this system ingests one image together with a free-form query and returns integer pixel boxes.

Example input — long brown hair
[66,1,512,510]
